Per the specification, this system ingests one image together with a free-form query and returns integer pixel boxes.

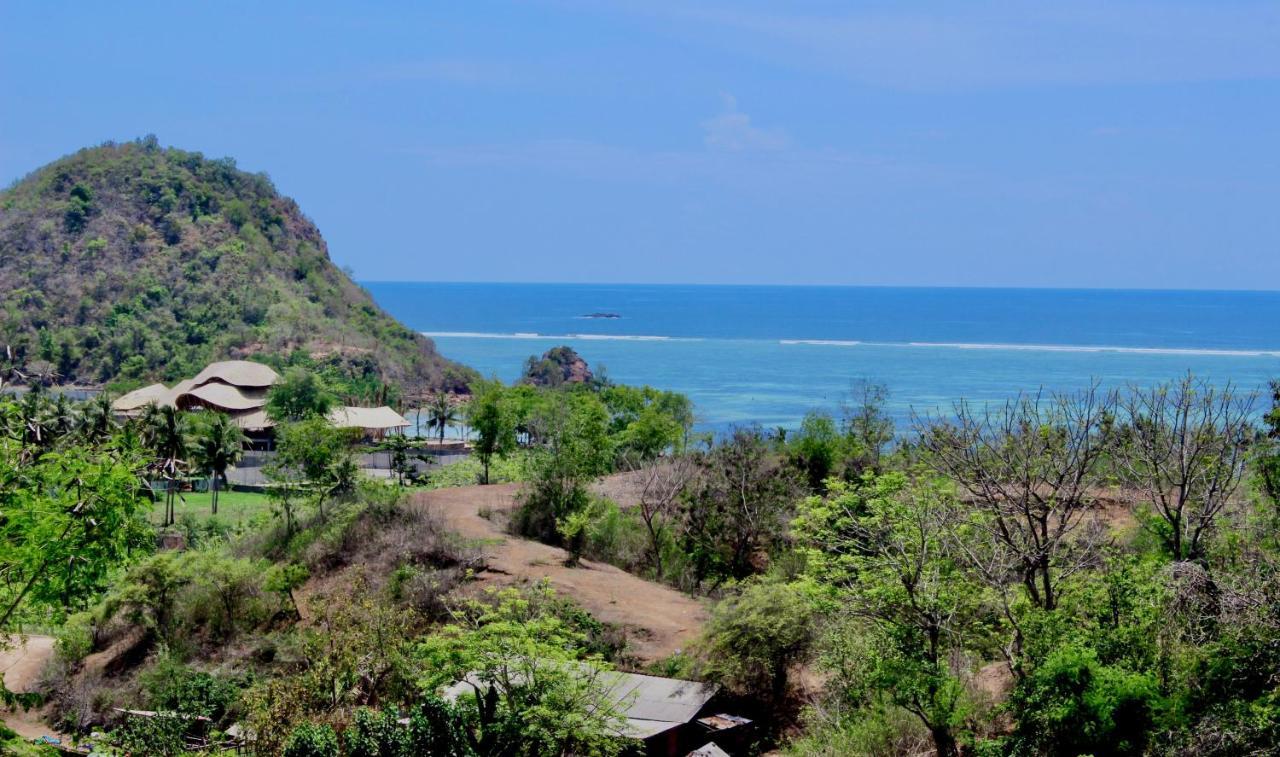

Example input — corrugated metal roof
[442,666,718,741]
[601,671,719,724]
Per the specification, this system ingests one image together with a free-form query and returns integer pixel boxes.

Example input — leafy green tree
[789,410,842,491]
[1007,645,1161,757]
[683,427,803,587]
[513,392,614,561]
[416,583,629,757]
[345,707,409,757]
[267,367,336,422]
[265,562,310,619]
[270,417,358,522]
[467,379,516,485]
[794,473,979,757]
[0,434,151,633]
[185,550,263,639]
[840,380,895,475]
[697,578,815,708]
[188,411,245,514]
[117,552,190,644]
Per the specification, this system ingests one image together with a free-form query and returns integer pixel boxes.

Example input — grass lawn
[149,489,273,527]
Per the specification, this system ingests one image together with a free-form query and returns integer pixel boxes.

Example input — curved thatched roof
[191,360,279,389]
[178,382,268,412]
[113,383,170,412]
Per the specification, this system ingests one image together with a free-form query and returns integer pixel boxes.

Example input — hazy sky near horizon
[3,2,1279,289]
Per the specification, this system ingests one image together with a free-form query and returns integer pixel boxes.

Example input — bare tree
[1114,375,1254,562]
[620,452,695,580]
[916,384,1116,612]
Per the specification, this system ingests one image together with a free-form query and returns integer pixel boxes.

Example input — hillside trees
[1114,375,1254,561]
[513,391,614,563]
[917,386,1115,616]
[794,474,979,757]
[682,428,804,588]
[0,140,477,391]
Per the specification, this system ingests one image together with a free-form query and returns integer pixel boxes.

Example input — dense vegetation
[8,356,1280,756]
[0,138,475,394]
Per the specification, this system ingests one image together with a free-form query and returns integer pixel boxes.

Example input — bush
[283,722,340,757]
[1009,645,1162,757]
[138,651,239,722]
[345,707,408,756]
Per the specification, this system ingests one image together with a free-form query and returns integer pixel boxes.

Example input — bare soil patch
[411,480,707,662]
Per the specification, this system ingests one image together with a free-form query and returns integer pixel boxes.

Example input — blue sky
[2,1,1278,288]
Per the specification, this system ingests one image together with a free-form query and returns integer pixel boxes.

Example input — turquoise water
[364,283,1280,430]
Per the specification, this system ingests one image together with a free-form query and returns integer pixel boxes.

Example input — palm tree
[142,404,191,526]
[427,393,459,444]
[190,412,246,515]
[78,392,117,443]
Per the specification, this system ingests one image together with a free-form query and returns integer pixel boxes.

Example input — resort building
[111,360,410,440]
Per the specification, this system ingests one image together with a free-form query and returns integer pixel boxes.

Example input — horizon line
[357,280,1280,294]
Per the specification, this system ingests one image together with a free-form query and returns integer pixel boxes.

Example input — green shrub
[345,707,408,756]
[138,651,239,721]
[1009,645,1162,757]
[283,722,340,757]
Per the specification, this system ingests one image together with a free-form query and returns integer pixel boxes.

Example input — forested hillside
[0,138,475,393]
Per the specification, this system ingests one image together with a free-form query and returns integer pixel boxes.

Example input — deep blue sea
[364,283,1280,430]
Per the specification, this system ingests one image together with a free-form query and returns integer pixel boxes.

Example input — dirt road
[413,482,707,663]
[1,634,62,741]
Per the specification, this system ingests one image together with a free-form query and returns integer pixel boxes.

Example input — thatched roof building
[113,360,409,437]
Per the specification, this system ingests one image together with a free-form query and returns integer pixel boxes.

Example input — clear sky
[2,2,1278,289]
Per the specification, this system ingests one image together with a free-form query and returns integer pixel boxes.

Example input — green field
[149,489,273,527]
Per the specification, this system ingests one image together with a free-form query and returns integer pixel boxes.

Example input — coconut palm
[426,393,459,444]
[190,412,246,515]
[141,404,191,526]
[78,392,117,443]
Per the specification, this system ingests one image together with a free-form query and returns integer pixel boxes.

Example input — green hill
[0,138,475,395]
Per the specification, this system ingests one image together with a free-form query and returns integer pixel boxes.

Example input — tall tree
[266,367,336,422]
[141,403,192,526]
[794,473,979,757]
[1115,374,1254,562]
[917,385,1115,613]
[466,380,516,485]
[427,393,459,444]
[189,411,246,515]
[683,428,804,587]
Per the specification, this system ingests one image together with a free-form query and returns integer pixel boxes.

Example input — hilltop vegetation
[0,137,475,393]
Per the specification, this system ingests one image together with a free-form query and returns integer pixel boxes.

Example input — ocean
[363,283,1280,430]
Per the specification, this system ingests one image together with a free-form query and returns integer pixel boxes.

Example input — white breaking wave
[780,339,862,347]
[898,342,1280,357]
[422,331,694,342]
[424,332,1279,357]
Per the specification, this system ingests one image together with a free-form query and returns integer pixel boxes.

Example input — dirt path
[413,482,707,663]
[1,634,64,741]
